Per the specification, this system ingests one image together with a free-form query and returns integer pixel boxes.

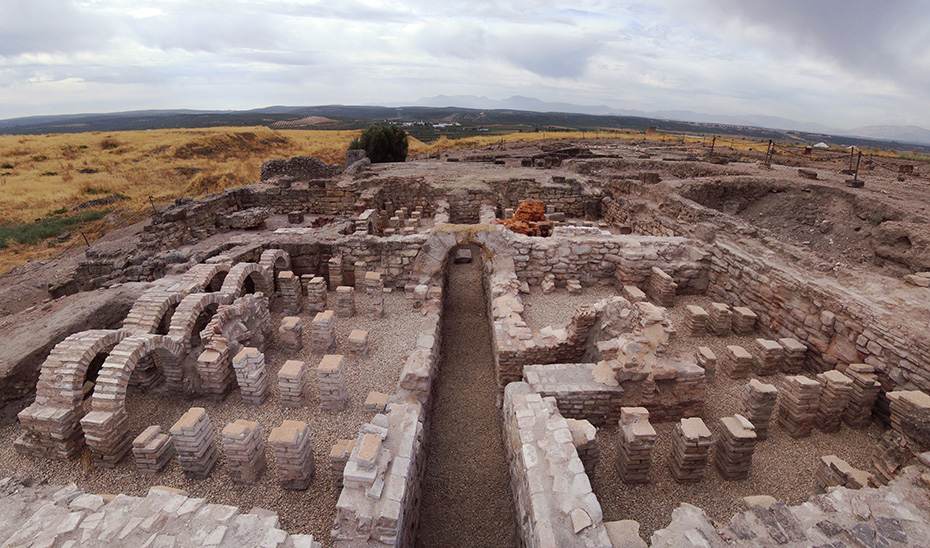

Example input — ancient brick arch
[178,262,231,292]
[122,289,187,334]
[166,292,235,353]
[260,248,291,292]
[220,262,272,297]
[80,334,185,466]
[15,329,133,460]
[201,293,272,359]
[410,225,516,285]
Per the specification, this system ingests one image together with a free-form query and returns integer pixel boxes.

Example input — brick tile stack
[707,302,732,335]
[277,360,309,408]
[221,420,266,484]
[305,276,327,314]
[197,344,234,397]
[278,316,303,353]
[354,261,367,286]
[753,339,784,376]
[815,370,855,433]
[615,407,657,484]
[647,266,677,307]
[566,418,600,476]
[714,414,757,481]
[777,375,822,438]
[343,432,385,490]
[329,438,357,488]
[740,380,778,440]
[695,346,717,383]
[169,407,219,480]
[888,390,930,432]
[842,364,882,427]
[318,354,348,411]
[731,306,758,335]
[132,425,175,475]
[278,271,302,315]
[722,345,753,379]
[15,406,83,460]
[328,256,343,290]
[869,431,909,486]
[541,273,556,293]
[363,391,389,413]
[268,420,315,490]
[566,279,582,294]
[683,305,709,336]
[814,455,872,491]
[335,286,355,318]
[778,338,807,373]
[80,409,131,467]
[347,329,370,360]
[232,347,270,405]
[669,417,713,483]
[311,310,336,354]
[364,271,384,319]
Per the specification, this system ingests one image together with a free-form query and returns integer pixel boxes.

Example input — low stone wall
[524,362,706,426]
[0,478,323,547]
[502,382,611,547]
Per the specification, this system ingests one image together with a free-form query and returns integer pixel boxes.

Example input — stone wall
[602,178,930,405]
[502,382,611,547]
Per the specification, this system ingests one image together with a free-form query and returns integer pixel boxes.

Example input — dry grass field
[0,125,921,274]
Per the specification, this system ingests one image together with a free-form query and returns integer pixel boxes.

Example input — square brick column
[364,271,384,319]
[683,305,709,336]
[615,407,656,484]
[278,316,303,353]
[566,418,600,476]
[310,310,336,354]
[669,417,713,483]
[305,276,327,314]
[170,407,219,479]
[277,360,309,408]
[197,344,234,397]
[843,364,882,427]
[647,266,677,307]
[335,286,355,318]
[731,307,758,335]
[221,419,266,484]
[269,420,315,490]
[752,339,784,376]
[329,438,357,489]
[278,271,302,315]
[347,329,369,360]
[740,379,778,440]
[722,345,753,379]
[778,338,808,373]
[715,415,757,480]
[816,370,854,432]
[232,347,269,405]
[707,302,732,335]
[132,425,175,475]
[318,354,347,411]
[695,346,717,383]
[777,375,822,437]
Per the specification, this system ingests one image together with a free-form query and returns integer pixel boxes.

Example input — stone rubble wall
[502,382,612,548]
[0,478,323,547]
[650,455,930,547]
[603,178,930,407]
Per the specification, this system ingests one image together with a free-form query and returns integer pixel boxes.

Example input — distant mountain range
[1,99,928,149]
[395,95,930,146]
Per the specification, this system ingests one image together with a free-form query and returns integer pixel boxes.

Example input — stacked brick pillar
[778,375,822,437]
[683,305,709,336]
[615,407,656,483]
[364,271,384,319]
[752,339,783,376]
[132,425,175,475]
[318,354,348,411]
[278,360,309,408]
[647,267,677,307]
[305,276,327,314]
[815,370,854,432]
[278,316,303,352]
[778,338,807,373]
[232,347,270,405]
[669,417,713,483]
[722,345,753,379]
[311,310,336,354]
[707,302,732,335]
[843,364,882,427]
[278,271,302,315]
[335,286,355,318]
[170,407,219,479]
[740,379,778,440]
[269,420,315,490]
[221,419,266,484]
[715,415,757,480]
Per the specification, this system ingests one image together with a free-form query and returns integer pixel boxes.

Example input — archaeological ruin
[1,139,930,547]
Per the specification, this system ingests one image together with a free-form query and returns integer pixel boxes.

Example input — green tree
[349,124,408,163]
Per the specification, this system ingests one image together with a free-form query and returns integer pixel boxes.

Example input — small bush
[348,124,408,163]
[83,187,109,195]
[0,163,13,169]
[41,171,58,176]
[50,207,68,216]
[100,137,120,150]
[32,155,48,162]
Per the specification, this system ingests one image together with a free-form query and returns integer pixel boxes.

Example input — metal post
[148,196,158,214]
[848,147,855,170]
[80,232,89,246]
[854,151,862,181]
[710,136,716,156]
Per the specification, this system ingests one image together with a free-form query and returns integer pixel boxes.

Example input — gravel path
[0,291,426,548]
[416,246,518,548]
[592,294,884,541]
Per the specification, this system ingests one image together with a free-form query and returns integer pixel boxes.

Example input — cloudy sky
[1,0,928,129]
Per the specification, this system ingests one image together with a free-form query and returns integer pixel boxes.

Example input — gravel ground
[592,294,885,541]
[521,285,618,330]
[0,290,427,548]
[417,246,518,548]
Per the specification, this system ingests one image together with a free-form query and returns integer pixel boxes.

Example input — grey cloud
[0,0,116,56]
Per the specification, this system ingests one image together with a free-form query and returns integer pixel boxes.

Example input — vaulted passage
[416,245,518,548]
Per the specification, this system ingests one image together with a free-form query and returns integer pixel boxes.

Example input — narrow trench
[416,245,518,548]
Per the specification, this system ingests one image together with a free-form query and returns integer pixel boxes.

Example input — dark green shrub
[348,124,408,163]
[0,163,13,169]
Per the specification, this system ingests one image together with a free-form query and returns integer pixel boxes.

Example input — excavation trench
[416,245,518,547]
